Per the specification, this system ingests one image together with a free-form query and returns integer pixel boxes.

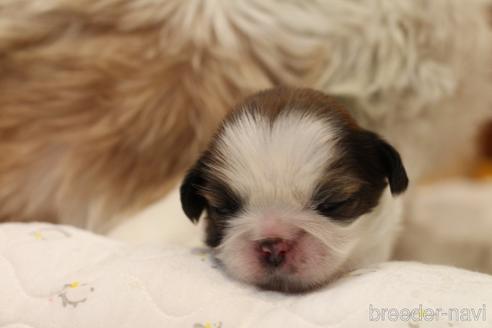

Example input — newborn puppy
[180,87,408,292]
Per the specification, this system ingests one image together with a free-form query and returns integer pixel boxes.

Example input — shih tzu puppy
[180,87,408,292]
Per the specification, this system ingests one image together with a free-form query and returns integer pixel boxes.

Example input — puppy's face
[181,88,408,292]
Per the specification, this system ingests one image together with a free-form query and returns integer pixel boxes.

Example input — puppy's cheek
[290,235,342,285]
[216,235,265,284]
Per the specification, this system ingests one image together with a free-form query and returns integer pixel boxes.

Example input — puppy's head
[180,88,408,292]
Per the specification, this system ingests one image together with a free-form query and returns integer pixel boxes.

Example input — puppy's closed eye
[201,183,242,217]
[314,198,356,220]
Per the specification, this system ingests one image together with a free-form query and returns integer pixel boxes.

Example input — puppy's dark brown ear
[376,137,409,195]
[352,130,409,195]
[180,159,208,223]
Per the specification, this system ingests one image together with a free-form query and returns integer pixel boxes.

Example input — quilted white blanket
[1,223,491,328]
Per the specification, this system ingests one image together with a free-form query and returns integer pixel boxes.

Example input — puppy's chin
[213,211,357,293]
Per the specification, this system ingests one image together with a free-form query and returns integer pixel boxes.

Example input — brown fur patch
[0,1,259,230]
[228,87,358,129]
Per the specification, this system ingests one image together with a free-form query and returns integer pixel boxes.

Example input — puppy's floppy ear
[180,158,208,223]
[376,137,409,195]
[353,130,409,195]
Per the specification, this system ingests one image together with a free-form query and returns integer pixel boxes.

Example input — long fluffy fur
[1,0,491,230]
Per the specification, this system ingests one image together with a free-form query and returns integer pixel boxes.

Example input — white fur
[208,109,403,291]
[214,110,339,208]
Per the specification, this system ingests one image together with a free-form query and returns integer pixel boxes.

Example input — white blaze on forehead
[214,109,340,207]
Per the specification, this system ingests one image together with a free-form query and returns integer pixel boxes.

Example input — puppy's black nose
[258,238,289,267]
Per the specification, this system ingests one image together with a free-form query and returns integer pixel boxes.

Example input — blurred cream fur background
[0,0,491,233]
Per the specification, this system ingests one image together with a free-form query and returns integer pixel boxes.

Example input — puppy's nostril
[258,238,289,268]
